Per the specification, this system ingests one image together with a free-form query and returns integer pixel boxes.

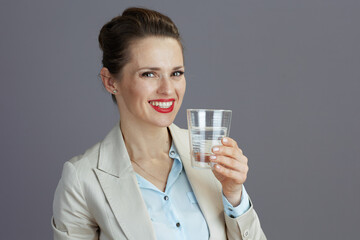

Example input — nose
[157,75,173,95]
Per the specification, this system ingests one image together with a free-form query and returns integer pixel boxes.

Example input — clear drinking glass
[187,109,232,169]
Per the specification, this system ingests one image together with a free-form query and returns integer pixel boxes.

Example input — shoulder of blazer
[64,122,186,179]
[63,123,121,181]
[62,141,101,182]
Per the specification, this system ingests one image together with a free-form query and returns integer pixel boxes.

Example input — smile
[149,101,173,108]
[148,99,175,113]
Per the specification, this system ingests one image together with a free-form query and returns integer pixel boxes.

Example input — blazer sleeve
[52,161,99,240]
[224,199,267,240]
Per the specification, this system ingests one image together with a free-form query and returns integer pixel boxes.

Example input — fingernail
[210,155,216,160]
[213,147,219,152]
[215,164,221,169]
[223,137,228,143]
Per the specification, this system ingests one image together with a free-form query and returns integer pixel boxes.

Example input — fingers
[221,137,237,147]
[213,162,248,183]
[210,137,248,183]
[210,155,243,171]
[212,146,242,159]
[212,138,244,159]
[222,137,243,153]
[210,155,246,171]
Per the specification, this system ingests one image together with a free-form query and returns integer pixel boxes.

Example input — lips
[148,98,175,113]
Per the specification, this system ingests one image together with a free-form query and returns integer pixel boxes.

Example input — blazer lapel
[94,123,156,240]
[169,124,226,239]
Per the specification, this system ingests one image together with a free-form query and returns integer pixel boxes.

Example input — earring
[113,90,118,94]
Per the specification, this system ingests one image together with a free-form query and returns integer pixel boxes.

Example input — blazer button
[176,222,181,228]
[243,229,249,238]
[164,196,169,201]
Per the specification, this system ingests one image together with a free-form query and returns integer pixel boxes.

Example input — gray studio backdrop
[0,0,359,239]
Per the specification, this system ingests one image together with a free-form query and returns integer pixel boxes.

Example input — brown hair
[98,7,183,103]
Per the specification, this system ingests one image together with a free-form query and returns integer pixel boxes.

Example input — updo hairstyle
[98,7,183,103]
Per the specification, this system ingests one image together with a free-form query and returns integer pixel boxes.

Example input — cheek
[125,82,153,102]
[183,79,186,94]
[176,79,186,98]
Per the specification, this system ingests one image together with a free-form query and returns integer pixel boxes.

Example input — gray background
[0,0,359,239]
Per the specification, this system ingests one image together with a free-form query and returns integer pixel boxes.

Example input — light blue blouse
[134,142,250,240]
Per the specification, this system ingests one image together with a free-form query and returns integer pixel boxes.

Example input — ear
[100,67,119,95]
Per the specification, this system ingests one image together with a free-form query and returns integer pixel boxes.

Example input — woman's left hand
[209,137,249,207]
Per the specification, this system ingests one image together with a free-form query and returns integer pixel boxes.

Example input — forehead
[127,37,184,69]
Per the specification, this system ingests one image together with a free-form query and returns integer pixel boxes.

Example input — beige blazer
[52,122,266,240]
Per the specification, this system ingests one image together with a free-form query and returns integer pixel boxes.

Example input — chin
[154,119,175,128]
[151,115,177,128]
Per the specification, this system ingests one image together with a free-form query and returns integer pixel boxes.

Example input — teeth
[150,101,173,108]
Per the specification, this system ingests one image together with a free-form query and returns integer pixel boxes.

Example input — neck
[119,119,172,161]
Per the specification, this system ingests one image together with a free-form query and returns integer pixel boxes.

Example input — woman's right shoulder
[69,141,101,166]
[60,141,102,182]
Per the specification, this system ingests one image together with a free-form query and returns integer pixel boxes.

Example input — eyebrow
[137,66,184,71]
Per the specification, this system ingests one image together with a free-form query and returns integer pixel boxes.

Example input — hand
[209,137,249,206]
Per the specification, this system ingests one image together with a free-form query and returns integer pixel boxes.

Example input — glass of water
[187,109,232,169]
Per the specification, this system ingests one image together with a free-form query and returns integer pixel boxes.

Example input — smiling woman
[52,7,266,240]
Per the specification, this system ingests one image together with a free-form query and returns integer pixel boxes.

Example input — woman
[52,7,266,240]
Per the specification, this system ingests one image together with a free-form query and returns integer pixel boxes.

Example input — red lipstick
[148,98,175,113]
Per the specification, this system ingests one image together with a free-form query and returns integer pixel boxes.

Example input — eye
[141,72,156,78]
[172,71,184,77]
